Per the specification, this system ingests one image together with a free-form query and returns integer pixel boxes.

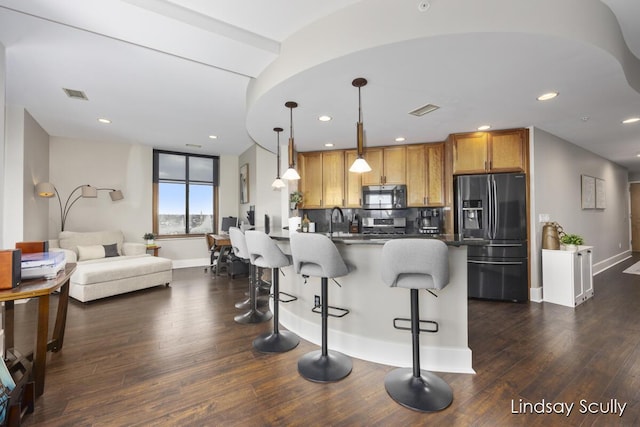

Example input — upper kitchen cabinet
[362,146,406,185]
[345,150,362,207]
[298,151,345,208]
[406,143,445,206]
[452,128,528,174]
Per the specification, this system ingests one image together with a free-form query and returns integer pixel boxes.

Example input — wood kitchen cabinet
[406,143,445,206]
[542,246,594,308]
[345,150,362,207]
[362,146,406,185]
[452,128,527,174]
[298,151,346,208]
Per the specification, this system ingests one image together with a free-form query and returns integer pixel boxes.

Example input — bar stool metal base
[253,330,299,353]
[384,368,453,412]
[235,296,269,310]
[298,350,352,383]
[234,309,272,324]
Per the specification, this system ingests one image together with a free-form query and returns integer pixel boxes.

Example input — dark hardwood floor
[12,254,640,426]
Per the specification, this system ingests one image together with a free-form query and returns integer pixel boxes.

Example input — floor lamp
[36,182,124,231]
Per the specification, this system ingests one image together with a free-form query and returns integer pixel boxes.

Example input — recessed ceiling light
[408,103,440,117]
[186,143,202,148]
[537,92,558,101]
[324,143,334,147]
[477,125,491,131]
[97,118,111,124]
[208,135,218,139]
[63,88,88,100]
[395,137,405,142]
[622,117,640,124]
[318,115,332,122]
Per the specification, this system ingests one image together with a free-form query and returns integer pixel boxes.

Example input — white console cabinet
[542,246,594,308]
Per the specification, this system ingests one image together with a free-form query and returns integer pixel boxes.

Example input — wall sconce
[271,127,286,190]
[36,182,124,231]
[281,101,301,180]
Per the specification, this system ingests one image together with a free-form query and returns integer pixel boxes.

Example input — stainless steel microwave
[362,185,407,209]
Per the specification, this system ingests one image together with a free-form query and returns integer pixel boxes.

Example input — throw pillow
[103,243,119,258]
[77,245,106,261]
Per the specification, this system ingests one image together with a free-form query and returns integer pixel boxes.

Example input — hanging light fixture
[349,77,372,173]
[282,101,301,180]
[271,127,286,189]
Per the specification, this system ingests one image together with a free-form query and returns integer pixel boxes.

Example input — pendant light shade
[349,77,372,173]
[271,127,286,189]
[282,101,301,180]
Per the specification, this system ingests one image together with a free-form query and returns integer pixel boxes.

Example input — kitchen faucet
[329,206,344,236]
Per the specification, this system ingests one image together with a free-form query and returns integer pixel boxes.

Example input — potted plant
[560,233,583,251]
[143,233,156,245]
[289,191,303,210]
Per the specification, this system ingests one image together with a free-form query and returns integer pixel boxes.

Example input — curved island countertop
[268,230,482,374]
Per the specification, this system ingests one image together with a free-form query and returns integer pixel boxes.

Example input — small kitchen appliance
[417,208,442,235]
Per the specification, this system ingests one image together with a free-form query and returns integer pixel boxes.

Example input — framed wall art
[240,163,249,204]
[581,175,595,209]
[595,177,606,209]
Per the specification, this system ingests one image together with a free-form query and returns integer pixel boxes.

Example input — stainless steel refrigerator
[455,173,528,302]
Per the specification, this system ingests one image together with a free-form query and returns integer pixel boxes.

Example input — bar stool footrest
[278,291,297,303]
[312,305,349,318]
[393,317,439,333]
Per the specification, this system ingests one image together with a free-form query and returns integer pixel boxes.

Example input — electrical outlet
[314,295,321,307]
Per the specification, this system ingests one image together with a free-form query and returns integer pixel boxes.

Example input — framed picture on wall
[595,178,606,209]
[581,175,595,209]
[240,164,249,204]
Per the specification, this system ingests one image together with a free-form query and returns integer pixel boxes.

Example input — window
[153,150,219,236]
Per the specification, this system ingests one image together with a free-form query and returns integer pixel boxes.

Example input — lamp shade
[81,185,97,198]
[109,190,124,201]
[36,182,56,198]
[282,167,301,180]
[271,178,286,189]
[349,157,372,173]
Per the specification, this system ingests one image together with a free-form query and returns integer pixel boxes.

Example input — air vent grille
[62,88,88,100]
[409,103,439,116]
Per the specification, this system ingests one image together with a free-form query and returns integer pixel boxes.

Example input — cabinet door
[362,148,383,185]
[426,143,445,206]
[298,152,323,208]
[489,130,526,172]
[345,150,362,207]
[322,151,345,207]
[573,252,583,305]
[406,145,426,206]
[580,248,594,301]
[383,146,406,184]
[452,133,488,174]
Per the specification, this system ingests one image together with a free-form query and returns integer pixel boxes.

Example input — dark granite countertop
[268,230,487,246]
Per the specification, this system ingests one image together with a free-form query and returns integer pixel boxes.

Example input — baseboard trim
[171,258,209,269]
[593,250,632,275]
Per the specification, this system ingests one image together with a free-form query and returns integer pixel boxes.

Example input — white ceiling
[1,0,639,171]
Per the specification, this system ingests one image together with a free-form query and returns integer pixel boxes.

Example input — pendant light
[282,101,301,180]
[349,77,372,173]
[271,127,286,189]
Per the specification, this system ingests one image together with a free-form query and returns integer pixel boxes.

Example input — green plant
[560,233,583,245]
[289,191,303,204]
[143,233,156,240]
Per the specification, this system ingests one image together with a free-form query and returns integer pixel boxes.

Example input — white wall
[23,111,50,240]
[530,127,630,300]
[0,43,5,248]
[2,106,25,247]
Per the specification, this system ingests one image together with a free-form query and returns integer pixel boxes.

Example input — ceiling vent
[409,103,439,117]
[62,88,88,100]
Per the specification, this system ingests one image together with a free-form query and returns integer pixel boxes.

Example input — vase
[147,239,154,246]
[562,244,577,252]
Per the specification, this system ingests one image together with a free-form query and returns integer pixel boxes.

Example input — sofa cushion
[103,243,119,257]
[77,245,106,261]
[72,255,172,285]
[59,230,124,256]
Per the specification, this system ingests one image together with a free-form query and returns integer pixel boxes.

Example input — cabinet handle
[484,161,487,170]
[423,197,426,205]
[342,198,345,206]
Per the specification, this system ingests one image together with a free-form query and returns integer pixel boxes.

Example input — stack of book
[21,251,65,280]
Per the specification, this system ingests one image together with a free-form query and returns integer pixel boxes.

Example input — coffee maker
[417,208,442,234]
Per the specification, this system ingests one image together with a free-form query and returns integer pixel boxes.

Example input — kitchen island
[269,231,483,374]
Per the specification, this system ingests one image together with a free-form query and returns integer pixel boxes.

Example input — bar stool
[245,230,299,353]
[381,239,453,412]
[289,232,352,383]
[229,227,272,324]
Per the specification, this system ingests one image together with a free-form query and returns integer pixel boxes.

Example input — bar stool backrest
[381,239,449,290]
[245,230,290,268]
[290,233,349,279]
[229,227,249,260]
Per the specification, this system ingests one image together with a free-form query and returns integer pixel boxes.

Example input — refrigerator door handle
[492,176,498,240]
[486,175,493,239]
[468,260,525,266]
[487,243,524,247]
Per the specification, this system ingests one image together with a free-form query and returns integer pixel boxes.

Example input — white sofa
[50,230,173,302]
